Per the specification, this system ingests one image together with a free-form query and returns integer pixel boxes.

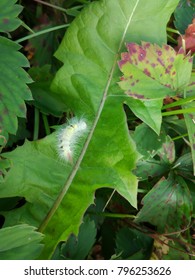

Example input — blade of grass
[15,24,69,44]
[162,107,195,116]
[162,96,195,110]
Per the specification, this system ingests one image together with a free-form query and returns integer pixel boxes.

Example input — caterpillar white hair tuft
[57,117,87,163]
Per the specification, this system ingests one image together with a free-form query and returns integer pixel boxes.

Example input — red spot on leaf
[3,18,9,24]
[157,57,165,66]
[156,50,162,56]
[129,93,145,99]
[164,45,170,51]
[165,69,170,74]
[168,64,173,70]
[144,42,151,48]
[143,68,151,76]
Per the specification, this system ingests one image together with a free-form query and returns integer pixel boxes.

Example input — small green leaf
[157,136,175,164]
[0,224,44,260]
[0,0,22,33]
[136,174,193,233]
[174,0,195,34]
[115,227,153,260]
[132,123,166,159]
[56,216,96,260]
[175,153,194,179]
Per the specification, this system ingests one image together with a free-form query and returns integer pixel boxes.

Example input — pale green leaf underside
[0,0,179,260]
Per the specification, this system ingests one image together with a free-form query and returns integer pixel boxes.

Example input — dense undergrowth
[0,0,195,260]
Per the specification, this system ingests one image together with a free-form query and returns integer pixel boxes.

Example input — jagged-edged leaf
[0,36,32,145]
[0,0,179,259]
[136,175,193,233]
[0,0,22,33]
[174,0,195,34]
[115,227,153,260]
[0,224,44,260]
[118,42,193,133]
[54,216,96,260]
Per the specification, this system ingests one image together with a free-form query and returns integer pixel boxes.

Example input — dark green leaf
[58,216,96,260]
[132,123,166,159]
[115,227,153,259]
[136,174,193,233]
[174,0,195,34]
[29,65,67,116]
[0,36,32,145]
[0,0,22,33]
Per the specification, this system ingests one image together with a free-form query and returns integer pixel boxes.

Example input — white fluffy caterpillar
[57,117,87,163]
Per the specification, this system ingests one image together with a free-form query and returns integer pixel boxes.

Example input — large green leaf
[0,0,179,259]
[0,0,22,33]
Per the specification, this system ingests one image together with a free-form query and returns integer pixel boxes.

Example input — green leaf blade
[0,36,32,139]
[0,224,43,260]
[136,175,192,233]
[0,0,22,33]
